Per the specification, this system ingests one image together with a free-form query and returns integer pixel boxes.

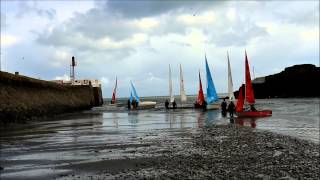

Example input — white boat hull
[207,103,220,110]
[137,101,156,110]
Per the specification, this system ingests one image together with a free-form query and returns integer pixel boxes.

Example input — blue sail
[205,55,218,104]
[129,91,133,103]
[130,81,140,103]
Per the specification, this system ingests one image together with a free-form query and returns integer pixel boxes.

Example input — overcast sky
[1,0,319,98]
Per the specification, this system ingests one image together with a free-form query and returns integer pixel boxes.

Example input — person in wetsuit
[165,99,169,109]
[227,101,235,117]
[250,104,257,111]
[127,99,131,110]
[132,99,136,109]
[221,98,227,115]
[202,100,207,111]
[221,99,227,111]
[172,100,177,109]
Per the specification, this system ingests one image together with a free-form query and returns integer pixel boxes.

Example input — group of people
[220,98,236,117]
[127,99,139,110]
[221,98,257,117]
[165,99,177,109]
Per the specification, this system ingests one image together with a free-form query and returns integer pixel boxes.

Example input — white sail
[227,52,235,101]
[169,64,175,103]
[179,64,187,103]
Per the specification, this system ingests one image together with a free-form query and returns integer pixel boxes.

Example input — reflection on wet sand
[205,110,220,125]
[164,111,178,129]
[128,112,139,126]
[112,112,119,128]
[197,112,205,128]
[230,117,257,128]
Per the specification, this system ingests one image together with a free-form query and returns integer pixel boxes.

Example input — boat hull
[195,103,220,110]
[237,110,272,117]
[137,101,156,110]
[194,103,204,109]
[207,103,220,110]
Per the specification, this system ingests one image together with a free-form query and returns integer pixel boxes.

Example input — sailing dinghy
[130,81,156,110]
[179,64,187,104]
[236,51,272,117]
[227,52,235,101]
[205,55,220,109]
[168,64,175,103]
[110,77,117,105]
[194,71,205,108]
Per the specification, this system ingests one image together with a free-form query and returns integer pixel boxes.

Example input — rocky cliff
[0,71,103,123]
[234,64,320,98]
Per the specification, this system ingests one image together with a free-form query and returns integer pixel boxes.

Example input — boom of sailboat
[108,51,272,117]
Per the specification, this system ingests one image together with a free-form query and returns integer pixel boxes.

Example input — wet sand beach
[63,125,319,180]
[0,98,319,179]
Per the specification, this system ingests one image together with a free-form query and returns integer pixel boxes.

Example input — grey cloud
[257,1,319,27]
[38,1,221,43]
[68,9,137,40]
[1,12,6,28]
[37,0,268,62]
[213,23,268,47]
[277,8,319,26]
[16,1,56,20]
[105,0,222,18]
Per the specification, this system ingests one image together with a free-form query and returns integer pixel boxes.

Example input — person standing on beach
[165,99,169,109]
[172,100,177,109]
[221,98,227,114]
[127,99,131,110]
[132,99,136,109]
[221,98,227,111]
[227,101,235,117]
[202,100,207,111]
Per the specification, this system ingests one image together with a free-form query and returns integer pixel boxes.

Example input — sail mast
[111,76,117,104]
[227,52,235,101]
[169,64,175,103]
[180,64,187,103]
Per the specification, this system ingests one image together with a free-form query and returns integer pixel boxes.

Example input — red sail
[111,77,117,104]
[111,92,116,104]
[245,51,255,104]
[236,85,244,112]
[197,71,205,105]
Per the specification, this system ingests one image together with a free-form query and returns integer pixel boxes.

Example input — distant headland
[235,64,320,98]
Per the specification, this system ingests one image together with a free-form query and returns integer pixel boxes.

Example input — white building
[51,79,101,87]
